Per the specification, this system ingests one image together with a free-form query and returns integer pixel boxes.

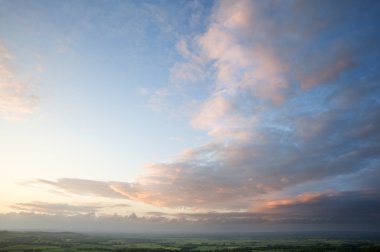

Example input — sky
[0,0,380,233]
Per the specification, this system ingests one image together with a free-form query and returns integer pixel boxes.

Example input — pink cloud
[0,43,37,121]
[191,93,233,130]
[300,52,355,89]
[262,191,338,210]
[221,1,253,30]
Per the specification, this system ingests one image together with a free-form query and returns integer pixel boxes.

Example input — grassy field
[0,231,380,252]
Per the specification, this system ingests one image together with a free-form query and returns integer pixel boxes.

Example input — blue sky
[0,0,380,232]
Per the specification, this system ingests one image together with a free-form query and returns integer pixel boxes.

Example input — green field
[0,231,379,252]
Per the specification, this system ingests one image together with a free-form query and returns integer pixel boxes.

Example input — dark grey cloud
[263,190,380,228]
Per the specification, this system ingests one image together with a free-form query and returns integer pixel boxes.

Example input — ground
[0,231,380,252]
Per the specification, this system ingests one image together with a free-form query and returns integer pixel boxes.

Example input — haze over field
[0,0,379,233]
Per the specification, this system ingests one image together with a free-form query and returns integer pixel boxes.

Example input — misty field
[0,231,380,252]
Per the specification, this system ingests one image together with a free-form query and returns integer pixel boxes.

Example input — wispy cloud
[12,202,102,215]
[0,42,37,121]
[30,178,132,199]
[12,201,129,216]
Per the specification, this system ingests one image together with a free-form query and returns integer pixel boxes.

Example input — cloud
[31,115,380,210]
[260,189,380,226]
[25,0,380,229]
[162,0,380,208]
[170,189,380,229]
[298,50,355,89]
[3,189,379,232]
[31,178,132,199]
[11,201,130,216]
[0,212,184,233]
[0,42,37,121]
[260,191,339,210]
[12,202,102,215]
[170,0,379,142]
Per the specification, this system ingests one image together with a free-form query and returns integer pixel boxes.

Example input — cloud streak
[31,178,132,199]
[12,201,129,216]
